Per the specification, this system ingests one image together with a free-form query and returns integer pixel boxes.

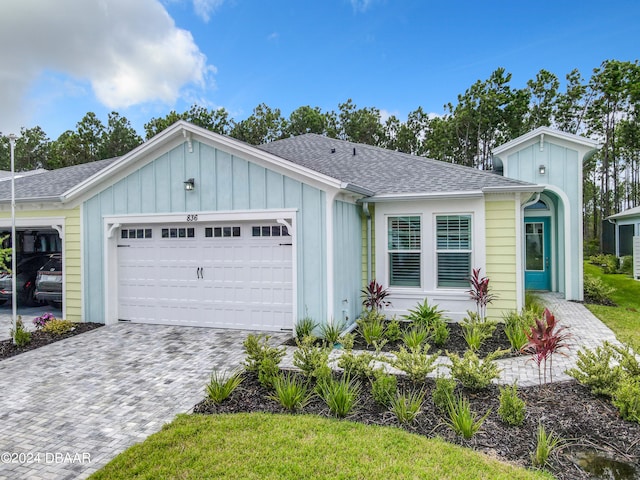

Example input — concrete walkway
[281,292,625,387]
[0,323,288,480]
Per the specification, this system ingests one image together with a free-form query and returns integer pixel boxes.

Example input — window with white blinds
[388,216,421,287]
[436,215,471,288]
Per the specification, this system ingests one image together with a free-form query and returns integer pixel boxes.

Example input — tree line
[1,59,638,252]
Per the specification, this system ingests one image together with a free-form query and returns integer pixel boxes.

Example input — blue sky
[1,0,639,139]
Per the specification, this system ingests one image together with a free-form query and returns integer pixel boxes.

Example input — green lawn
[89,413,551,480]
[584,262,640,351]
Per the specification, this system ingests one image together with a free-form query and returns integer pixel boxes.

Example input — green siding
[83,140,327,325]
[485,200,518,319]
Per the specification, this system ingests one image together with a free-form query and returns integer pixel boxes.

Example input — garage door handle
[196,267,201,279]
[201,267,204,279]
[279,243,292,246]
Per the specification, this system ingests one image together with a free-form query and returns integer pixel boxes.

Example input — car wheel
[20,286,36,307]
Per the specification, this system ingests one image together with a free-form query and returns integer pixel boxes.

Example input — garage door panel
[118,223,293,331]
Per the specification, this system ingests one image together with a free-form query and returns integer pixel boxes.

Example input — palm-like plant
[467,268,496,322]
[361,280,391,311]
[521,308,571,385]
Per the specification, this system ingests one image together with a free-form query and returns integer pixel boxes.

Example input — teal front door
[524,217,551,291]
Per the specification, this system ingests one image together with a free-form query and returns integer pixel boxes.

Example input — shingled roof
[0,158,118,202]
[257,133,535,195]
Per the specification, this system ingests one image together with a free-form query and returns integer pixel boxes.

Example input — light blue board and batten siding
[502,141,580,299]
[83,140,327,325]
[333,200,363,326]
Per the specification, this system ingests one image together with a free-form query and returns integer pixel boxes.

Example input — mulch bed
[0,323,104,361]
[285,322,522,359]
[193,372,640,480]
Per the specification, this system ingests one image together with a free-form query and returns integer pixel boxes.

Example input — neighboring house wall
[374,197,486,321]
[614,216,640,257]
[485,196,518,319]
[82,140,328,324]
[0,207,82,321]
[333,200,362,325]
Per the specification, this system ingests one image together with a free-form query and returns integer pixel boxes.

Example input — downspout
[362,201,372,283]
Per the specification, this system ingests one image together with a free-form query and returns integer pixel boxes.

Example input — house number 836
[186,214,198,222]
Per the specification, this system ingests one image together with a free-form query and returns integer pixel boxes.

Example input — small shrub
[270,372,313,411]
[42,319,74,335]
[566,343,623,397]
[612,343,640,377]
[319,320,345,345]
[294,317,318,340]
[10,317,31,347]
[357,311,386,347]
[446,394,490,439]
[370,370,398,407]
[339,332,355,351]
[317,375,361,417]
[583,274,616,305]
[531,423,562,467]
[390,389,426,424]
[404,299,445,328]
[446,349,505,390]
[431,319,449,347]
[401,324,429,350]
[293,336,330,379]
[391,345,440,384]
[361,280,391,311]
[461,314,496,351]
[612,378,640,423]
[497,383,526,426]
[503,309,536,351]
[33,312,56,330]
[589,253,618,274]
[524,292,545,317]
[432,376,456,412]
[619,255,633,275]
[243,334,285,373]
[338,350,375,380]
[206,370,243,404]
[384,319,402,342]
[257,357,281,389]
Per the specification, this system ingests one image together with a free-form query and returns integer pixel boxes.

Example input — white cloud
[350,0,374,13]
[0,0,214,133]
[192,0,225,22]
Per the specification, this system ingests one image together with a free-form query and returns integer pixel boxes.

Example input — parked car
[35,254,63,307]
[0,254,53,306]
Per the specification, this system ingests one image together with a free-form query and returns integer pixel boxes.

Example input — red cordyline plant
[467,268,496,322]
[521,308,571,385]
[361,280,391,311]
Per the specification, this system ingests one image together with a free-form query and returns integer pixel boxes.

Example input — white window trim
[386,213,423,289]
[434,213,473,290]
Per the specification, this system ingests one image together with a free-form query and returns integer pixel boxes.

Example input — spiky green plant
[206,370,244,404]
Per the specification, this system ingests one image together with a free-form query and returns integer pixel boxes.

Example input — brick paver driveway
[0,323,288,480]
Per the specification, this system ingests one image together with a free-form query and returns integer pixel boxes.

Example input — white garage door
[117,222,293,331]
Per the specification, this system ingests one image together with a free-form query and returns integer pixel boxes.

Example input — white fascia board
[607,205,640,220]
[61,121,345,203]
[482,185,545,194]
[365,191,484,202]
[492,126,598,156]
